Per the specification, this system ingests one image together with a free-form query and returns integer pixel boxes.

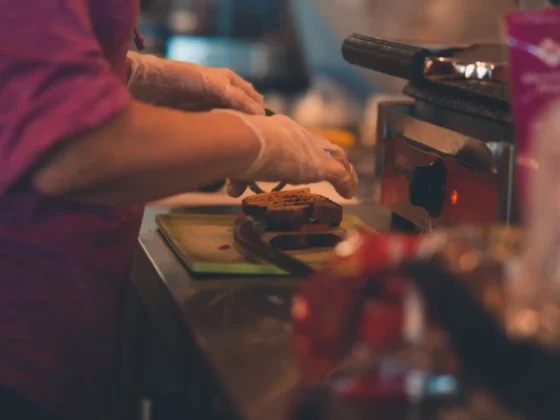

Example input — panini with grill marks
[242,188,343,231]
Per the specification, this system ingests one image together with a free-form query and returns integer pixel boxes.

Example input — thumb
[226,179,248,197]
[325,160,358,199]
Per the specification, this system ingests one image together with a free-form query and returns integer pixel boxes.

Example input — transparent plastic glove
[127,51,266,115]
[216,110,359,199]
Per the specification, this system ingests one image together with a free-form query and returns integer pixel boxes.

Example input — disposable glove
[215,110,358,199]
[127,51,266,115]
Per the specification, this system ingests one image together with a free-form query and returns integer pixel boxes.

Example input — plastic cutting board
[156,213,373,276]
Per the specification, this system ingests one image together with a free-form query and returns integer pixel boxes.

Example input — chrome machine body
[342,37,516,231]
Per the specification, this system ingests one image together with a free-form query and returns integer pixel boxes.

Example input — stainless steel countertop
[137,202,392,420]
[135,148,384,420]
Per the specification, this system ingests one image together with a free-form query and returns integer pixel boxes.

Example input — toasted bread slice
[242,188,343,231]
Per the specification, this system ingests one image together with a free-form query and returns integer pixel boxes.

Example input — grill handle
[342,34,430,81]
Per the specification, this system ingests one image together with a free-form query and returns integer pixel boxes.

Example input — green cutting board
[156,213,372,276]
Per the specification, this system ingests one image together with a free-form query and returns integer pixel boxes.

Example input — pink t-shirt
[0,1,141,419]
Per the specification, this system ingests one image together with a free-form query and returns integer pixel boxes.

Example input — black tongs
[232,216,314,277]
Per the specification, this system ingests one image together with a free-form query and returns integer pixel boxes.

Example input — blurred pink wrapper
[505,8,560,347]
[506,8,560,212]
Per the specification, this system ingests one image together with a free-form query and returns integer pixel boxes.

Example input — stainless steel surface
[375,102,515,230]
[137,201,391,420]
[424,57,508,83]
[413,101,512,142]
[380,103,507,157]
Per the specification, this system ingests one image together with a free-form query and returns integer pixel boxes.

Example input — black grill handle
[342,34,432,81]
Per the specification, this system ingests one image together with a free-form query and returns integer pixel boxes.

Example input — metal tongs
[232,216,314,277]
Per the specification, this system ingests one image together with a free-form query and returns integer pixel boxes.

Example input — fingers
[220,110,358,199]
[311,134,354,181]
[224,85,266,115]
[227,70,266,107]
[278,123,357,198]
[327,144,352,172]
[226,179,248,197]
[324,159,359,199]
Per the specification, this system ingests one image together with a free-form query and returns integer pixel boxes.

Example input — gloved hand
[127,51,266,115]
[216,110,358,199]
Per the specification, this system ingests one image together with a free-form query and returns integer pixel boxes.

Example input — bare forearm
[32,101,260,205]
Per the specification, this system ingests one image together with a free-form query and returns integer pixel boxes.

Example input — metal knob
[408,159,447,218]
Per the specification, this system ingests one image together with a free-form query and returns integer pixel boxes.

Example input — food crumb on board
[218,244,231,251]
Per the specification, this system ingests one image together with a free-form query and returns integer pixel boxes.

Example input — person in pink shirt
[0,1,357,419]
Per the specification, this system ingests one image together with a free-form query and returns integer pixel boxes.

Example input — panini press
[343,35,516,231]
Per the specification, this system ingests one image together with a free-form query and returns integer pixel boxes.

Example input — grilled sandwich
[242,188,343,231]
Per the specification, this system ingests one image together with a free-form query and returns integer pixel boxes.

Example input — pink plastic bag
[506,8,560,210]
[506,6,560,348]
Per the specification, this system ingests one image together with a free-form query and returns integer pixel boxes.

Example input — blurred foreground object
[290,226,560,420]
[505,6,560,350]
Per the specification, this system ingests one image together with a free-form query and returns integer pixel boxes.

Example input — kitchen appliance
[342,35,516,231]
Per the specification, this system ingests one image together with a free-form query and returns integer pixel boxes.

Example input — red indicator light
[450,190,458,205]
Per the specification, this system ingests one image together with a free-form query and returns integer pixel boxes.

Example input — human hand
[215,110,358,199]
[127,51,266,115]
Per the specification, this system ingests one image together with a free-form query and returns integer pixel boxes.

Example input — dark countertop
[135,202,393,420]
